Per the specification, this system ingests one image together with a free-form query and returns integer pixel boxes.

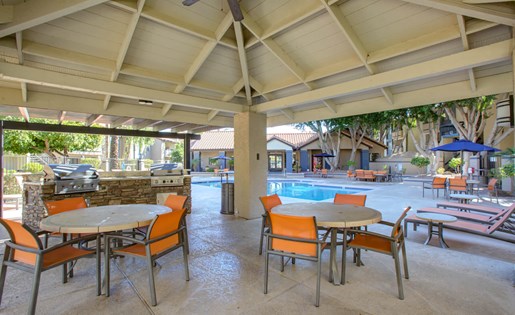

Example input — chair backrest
[164,194,188,211]
[432,177,446,188]
[486,204,515,234]
[333,193,366,206]
[214,169,219,174]
[449,178,467,190]
[390,207,411,238]
[44,197,88,216]
[347,170,355,177]
[268,212,318,257]
[259,194,282,213]
[321,169,328,175]
[487,178,497,191]
[147,208,187,255]
[223,168,229,172]
[0,218,42,265]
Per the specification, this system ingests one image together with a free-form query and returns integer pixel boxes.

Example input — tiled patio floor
[0,176,514,314]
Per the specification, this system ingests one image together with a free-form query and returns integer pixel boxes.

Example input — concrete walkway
[0,176,514,314]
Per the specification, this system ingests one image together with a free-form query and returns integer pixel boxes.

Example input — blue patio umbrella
[313,152,335,169]
[430,139,500,153]
[212,154,233,169]
[430,139,500,173]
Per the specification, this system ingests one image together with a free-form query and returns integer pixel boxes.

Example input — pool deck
[0,175,514,314]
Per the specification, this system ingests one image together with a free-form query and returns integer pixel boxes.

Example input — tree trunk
[110,136,120,170]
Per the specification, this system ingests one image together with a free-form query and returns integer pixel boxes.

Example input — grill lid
[150,163,183,176]
[44,164,99,180]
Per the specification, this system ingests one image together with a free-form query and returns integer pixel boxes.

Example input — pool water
[193,180,370,201]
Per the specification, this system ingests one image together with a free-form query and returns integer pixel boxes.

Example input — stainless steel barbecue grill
[43,164,100,195]
[150,163,184,187]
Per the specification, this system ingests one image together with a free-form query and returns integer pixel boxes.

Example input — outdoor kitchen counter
[21,175,191,230]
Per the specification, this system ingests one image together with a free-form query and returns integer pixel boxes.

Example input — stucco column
[234,111,267,219]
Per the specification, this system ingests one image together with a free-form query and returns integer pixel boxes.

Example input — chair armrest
[4,240,42,254]
[106,234,146,245]
[347,229,397,242]
[264,232,324,245]
[378,220,395,226]
[146,226,185,245]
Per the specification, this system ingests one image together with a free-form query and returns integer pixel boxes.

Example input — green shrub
[80,158,101,169]
[410,156,430,169]
[448,158,462,173]
[22,162,43,173]
[437,167,445,175]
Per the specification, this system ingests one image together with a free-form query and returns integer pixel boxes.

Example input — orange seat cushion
[43,246,94,269]
[349,234,392,254]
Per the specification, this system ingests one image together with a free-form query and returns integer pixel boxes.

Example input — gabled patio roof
[0,0,512,130]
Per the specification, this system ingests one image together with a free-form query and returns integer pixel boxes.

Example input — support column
[184,134,191,171]
[234,111,267,219]
[300,150,309,172]
[0,120,3,218]
[285,150,293,173]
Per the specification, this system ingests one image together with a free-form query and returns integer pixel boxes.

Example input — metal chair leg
[0,246,11,306]
[259,216,266,255]
[315,244,321,307]
[96,235,101,296]
[29,257,43,315]
[264,236,269,294]
[146,252,157,306]
[182,232,190,281]
[393,248,404,300]
[105,236,111,297]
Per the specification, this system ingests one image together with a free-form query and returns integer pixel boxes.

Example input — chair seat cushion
[349,233,392,254]
[43,246,93,268]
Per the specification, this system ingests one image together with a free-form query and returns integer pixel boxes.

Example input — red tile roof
[191,131,317,150]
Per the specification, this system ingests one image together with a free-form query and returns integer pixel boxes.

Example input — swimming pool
[193,180,370,201]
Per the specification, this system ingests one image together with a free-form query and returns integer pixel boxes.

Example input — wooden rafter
[57,111,66,124]
[86,114,103,126]
[111,117,134,129]
[134,119,162,130]
[234,21,252,105]
[457,14,477,91]
[0,0,109,38]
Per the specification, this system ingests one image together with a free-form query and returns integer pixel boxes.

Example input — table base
[424,221,450,248]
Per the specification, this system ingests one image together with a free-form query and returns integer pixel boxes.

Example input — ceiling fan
[182,0,244,22]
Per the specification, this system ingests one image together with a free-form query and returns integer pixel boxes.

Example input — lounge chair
[436,201,505,215]
[417,206,511,224]
[347,170,356,180]
[404,205,515,243]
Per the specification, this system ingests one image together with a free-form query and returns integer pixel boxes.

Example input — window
[268,154,283,171]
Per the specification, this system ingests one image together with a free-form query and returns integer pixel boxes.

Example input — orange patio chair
[0,218,99,315]
[105,208,189,306]
[43,197,89,247]
[321,169,328,178]
[164,194,188,211]
[258,194,282,255]
[346,207,411,299]
[448,177,467,195]
[333,193,366,206]
[347,170,356,180]
[422,177,447,199]
[264,212,324,307]
[486,178,499,204]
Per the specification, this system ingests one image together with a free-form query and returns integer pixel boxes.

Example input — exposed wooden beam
[57,111,66,124]
[162,104,173,116]
[18,106,29,122]
[207,110,219,122]
[153,122,186,132]
[181,41,217,91]
[15,31,22,64]
[267,73,512,127]
[134,119,162,130]
[173,124,197,133]
[111,117,133,128]
[0,87,233,127]
[111,0,144,81]
[0,63,245,113]
[280,109,294,120]
[255,40,512,112]
[457,14,477,91]
[234,22,252,105]
[322,0,393,104]
[222,78,244,102]
[0,0,109,38]
[20,82,27,102]
[103,95,111,111]
[402,0,515,26]
[86,114,103,126]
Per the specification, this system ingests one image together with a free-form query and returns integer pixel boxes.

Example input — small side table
[415,212,457,248]
[449,193,478,204]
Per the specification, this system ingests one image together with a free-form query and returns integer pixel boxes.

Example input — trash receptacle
[220,183,234,214]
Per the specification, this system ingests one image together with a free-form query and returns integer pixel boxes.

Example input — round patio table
[449,193,478,205]
[40,204,171,234]
[272,202,382,286]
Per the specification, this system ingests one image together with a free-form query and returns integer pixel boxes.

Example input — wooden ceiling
[0,0,513,133]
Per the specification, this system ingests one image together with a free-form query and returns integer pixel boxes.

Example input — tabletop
[416,212,457,223]
[40,204,171,234]
[449,193,478,200]
[272,202,382,228]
